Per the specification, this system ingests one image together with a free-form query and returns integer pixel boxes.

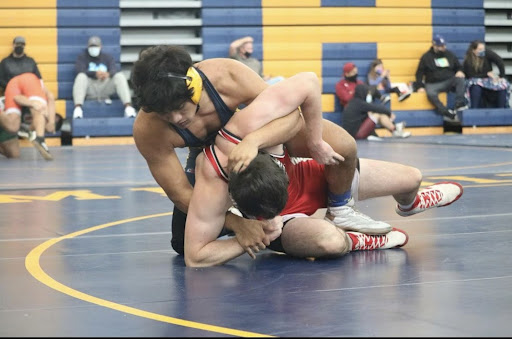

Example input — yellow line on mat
[25,212,273,338]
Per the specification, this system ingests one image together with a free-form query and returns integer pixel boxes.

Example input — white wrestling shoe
[347,228,409,251]
[325,198,392,235]
[396,181,463,217]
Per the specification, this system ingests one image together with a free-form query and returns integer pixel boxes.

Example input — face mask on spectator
[477,50,485,58]
[14,46,24,55]
[88,47,101,57]
[346,74,358,82]
[366,93,373,103]
[375,69,382,76]
[244,52,252,58]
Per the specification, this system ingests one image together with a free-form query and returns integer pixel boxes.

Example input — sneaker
[398,91,411,102]
[396,181,463,217]
[455,102,469,112]
[366,135,383,141]
[325,198,392,235]
[392,121,411,138]
[347,227,409,251]
[392,130,411,138]
[380,95,391,105]
[31,136,54,161]
[18,124,36,141]
[443,109,458,121]
[124,105,137,118]
[73,106,83,119]
[104,98,112,105]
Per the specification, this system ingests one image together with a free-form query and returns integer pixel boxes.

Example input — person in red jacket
[335,62,384,108]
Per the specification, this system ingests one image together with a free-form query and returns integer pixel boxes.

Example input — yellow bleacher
[0,0,56,8]
[262,8,432,25]
[0,9,56,27]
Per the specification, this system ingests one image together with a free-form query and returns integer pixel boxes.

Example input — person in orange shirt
[0,72,56,160]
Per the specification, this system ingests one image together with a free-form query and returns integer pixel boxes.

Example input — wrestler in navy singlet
[171,68,237,255]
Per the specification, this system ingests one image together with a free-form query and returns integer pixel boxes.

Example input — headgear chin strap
[160,67,203,104]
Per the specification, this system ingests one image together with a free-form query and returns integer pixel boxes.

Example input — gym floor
[1,133,511,337]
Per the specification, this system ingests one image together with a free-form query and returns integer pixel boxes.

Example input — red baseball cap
[343,62,356,74]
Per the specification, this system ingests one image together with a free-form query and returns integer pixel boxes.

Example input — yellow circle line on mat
[25,212,273,338]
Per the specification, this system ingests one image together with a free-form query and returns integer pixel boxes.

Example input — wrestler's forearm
[185,235,246,267]
[298,76,325,146]
[243,109,302,149]
[13,95,32,107]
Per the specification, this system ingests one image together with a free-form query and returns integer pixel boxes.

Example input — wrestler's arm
[13,95,36,108]
[227,72,343,171]
[133,113,193,213]
[184,153,245,267]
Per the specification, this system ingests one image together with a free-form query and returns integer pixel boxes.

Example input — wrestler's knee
[0,141,20,158]
[1,114,21,134]
[405,166,423,191]
[313,228,351,257]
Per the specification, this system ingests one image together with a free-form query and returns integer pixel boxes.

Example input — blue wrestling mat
[364,133,512,148]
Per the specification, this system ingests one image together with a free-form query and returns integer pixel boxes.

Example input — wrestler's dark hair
[228,151,289,220]
[131,45,194,114]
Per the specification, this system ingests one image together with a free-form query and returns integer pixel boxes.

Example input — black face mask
[346,74,358,82]
[244,52,252,58]
[14,46,24,55]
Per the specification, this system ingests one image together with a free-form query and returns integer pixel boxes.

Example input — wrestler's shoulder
[196,58,248,77]
[133,112,180,146]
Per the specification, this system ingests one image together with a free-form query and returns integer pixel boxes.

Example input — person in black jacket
[463,40,510,108]
[0,36,42,93]
[414,34,468,120]
[342,83,410,140]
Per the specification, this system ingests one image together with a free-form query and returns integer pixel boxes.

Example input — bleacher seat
[461,108,512,127]
[55,5,128,138]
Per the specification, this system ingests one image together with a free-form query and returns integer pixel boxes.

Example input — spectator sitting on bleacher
[462,40,510,109]
[342,83,410,141]
[413,34,468,121]
[229,36,284,85]
[72,36,137,119]
[367,58,411,103]
[335,62,384,108]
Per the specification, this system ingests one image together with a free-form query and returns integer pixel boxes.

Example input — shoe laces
[416,188,443,209]
[352,233,388,250]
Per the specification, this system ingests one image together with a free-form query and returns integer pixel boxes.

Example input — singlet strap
[218,128,241,144]
[203,145,229,183]
[195,68,234,126]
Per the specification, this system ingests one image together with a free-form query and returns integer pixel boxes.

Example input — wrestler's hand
[262,215,283,242]
[233,217,270,259]
[227,137,259,173]
[30,101,44,113]
[307,139,344,166]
